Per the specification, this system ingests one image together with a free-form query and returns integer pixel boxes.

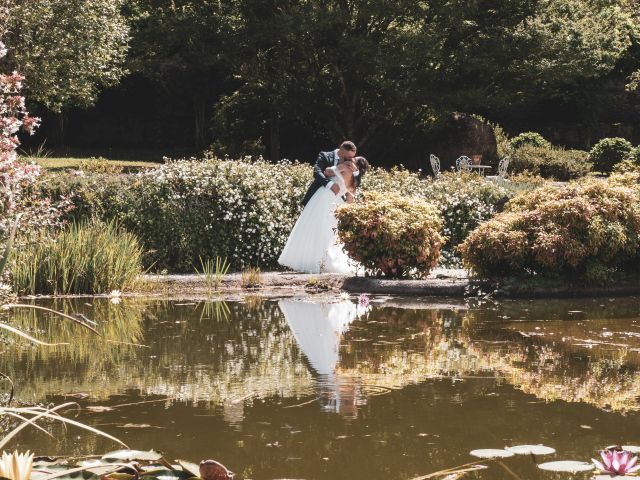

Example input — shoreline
[16,269,640,300]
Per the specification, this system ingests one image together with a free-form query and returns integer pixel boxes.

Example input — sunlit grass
[12,219,144,295]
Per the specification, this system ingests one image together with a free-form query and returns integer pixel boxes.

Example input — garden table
[468,165,492,176]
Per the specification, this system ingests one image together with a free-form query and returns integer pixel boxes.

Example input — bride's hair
[355,156,369,176]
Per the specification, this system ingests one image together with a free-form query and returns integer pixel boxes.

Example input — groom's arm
[313,152,340,194]
[313,151,332,185]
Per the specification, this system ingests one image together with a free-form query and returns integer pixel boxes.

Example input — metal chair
[455,155,472,172]
[488,155,510,183]
[429,154,442,178]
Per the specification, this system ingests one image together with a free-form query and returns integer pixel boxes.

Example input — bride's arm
[324,166,336,177]
[345,191,356,203]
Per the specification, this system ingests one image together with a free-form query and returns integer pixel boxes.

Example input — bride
[279,156,369,274]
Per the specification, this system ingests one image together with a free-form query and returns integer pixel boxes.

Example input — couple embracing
[278,141,369,274]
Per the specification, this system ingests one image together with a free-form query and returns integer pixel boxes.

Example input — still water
[3,296,640,479]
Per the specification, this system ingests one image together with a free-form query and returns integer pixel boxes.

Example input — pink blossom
[358,293,370,308]
[592,449,640,476]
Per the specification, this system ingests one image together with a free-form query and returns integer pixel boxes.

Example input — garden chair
[429,154,442,178]
[487,155,510,183]
[455,155,472,172]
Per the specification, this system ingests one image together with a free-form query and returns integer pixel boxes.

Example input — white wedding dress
[278,167,356,274]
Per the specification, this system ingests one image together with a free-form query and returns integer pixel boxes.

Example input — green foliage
[196,256,230,292]
[34,160,540,272]
[336,192,445,278]
[4,0,129,111]
[12,218,144,295]
[509,132,551,149]
[78,157,124,174]
[490,122,512,159]
[459,179,640,282]
[510,145,591,180]
[589,137,634,174]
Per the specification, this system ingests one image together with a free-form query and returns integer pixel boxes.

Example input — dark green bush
[509,132,550,149]
[510,145,591,180]
[589,137,634,174]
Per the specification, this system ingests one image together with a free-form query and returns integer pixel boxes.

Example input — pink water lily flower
[592,449,640,475]
[358,294,370,308]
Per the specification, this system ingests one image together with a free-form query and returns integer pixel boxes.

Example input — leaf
[537,461,594,472]
[101,451,163,462]
[176,461,200,477]
[139,469,194,480]
[506,445,556,455]
[469,449,514,459]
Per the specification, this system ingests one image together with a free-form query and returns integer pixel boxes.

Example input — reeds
[11,219,144,295]
[195,256,229,292]
[240,266,263,288]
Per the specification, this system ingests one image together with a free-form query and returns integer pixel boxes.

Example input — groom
[301,140,359,206]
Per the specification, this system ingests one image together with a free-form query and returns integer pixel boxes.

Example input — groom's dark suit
[301,149,361,206]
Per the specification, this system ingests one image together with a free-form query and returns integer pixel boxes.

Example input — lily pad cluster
[468,444,640,477]
[29,450,233,480]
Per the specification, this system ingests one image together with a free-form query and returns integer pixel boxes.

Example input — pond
[3,296,640,479]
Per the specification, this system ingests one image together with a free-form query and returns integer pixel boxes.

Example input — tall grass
[195,256,230,292]
[12,219,144,295]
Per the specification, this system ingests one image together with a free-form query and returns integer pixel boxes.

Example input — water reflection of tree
[3,299,314,406]
[339,305,640,412]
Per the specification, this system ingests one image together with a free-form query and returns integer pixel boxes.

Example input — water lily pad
[593,476,637,480]
[176,460,200,477]
[139,469,195,480]
[506,445,556,455]
[537,461,594,472]
[102,450,163,462]
[470,449,514,459]
[622,446,640,453]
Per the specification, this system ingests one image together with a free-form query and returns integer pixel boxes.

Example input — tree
[124,0,238,149]
[1,0,129,145]
[215,0,640,160]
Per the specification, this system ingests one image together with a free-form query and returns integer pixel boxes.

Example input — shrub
[78,157,124,174]
[589,137,634,174]
[362,170,510,266]
[509,132,550,149]
[336,191,445,278]
[36,161,515,271]
[11,218,144,295]
[459,179,640,281]
[628,146,640,165]
[510,145,591,180]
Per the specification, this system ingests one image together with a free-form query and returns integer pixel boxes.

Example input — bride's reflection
[279,299,368,418]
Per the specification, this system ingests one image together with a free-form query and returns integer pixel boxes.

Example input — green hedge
[36,159,531,272]
[589,137,634,174]
[510,145,591,180]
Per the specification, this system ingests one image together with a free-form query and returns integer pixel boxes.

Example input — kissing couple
[278,141,369,274]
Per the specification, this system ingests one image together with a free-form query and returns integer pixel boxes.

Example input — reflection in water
[3,297,640,480]
[279,299,368,417]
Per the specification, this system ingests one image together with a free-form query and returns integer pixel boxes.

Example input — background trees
[1,0,129,145]
[1,0,639,164]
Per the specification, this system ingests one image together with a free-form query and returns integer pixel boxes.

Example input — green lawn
[28,157,162,170]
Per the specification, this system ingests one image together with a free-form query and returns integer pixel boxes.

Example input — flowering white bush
[130,156,310,270]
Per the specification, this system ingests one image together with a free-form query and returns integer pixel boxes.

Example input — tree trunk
[269,108,280,161]
[194,99,207,150]
[48,111,67,151]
